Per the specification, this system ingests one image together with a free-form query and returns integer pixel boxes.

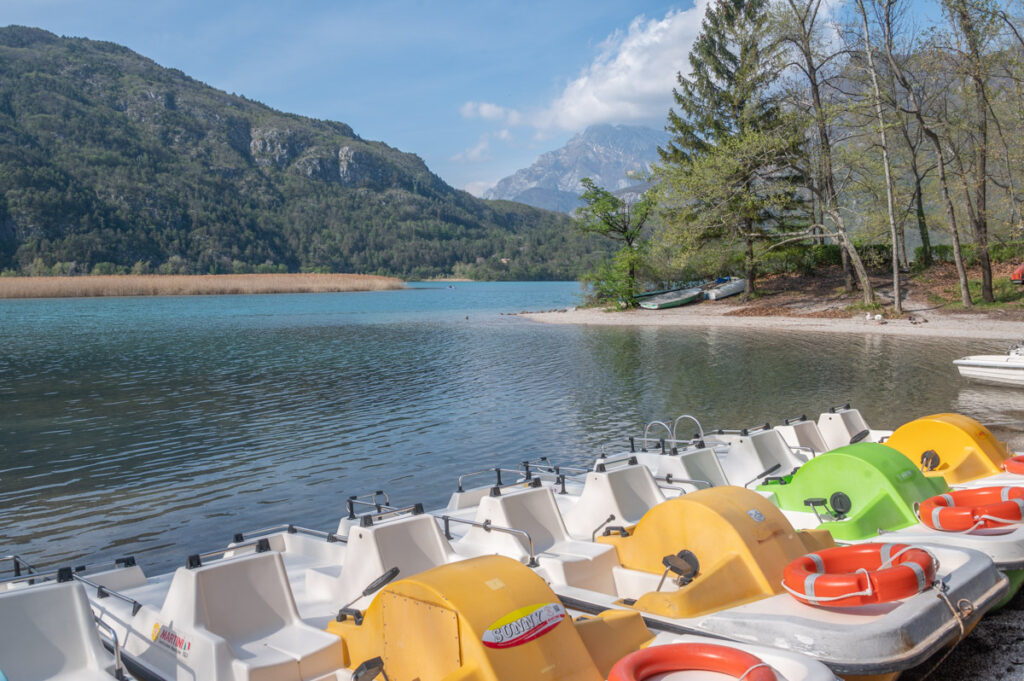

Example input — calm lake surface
[2,281,1022,575]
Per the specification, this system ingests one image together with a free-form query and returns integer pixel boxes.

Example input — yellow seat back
[885,413,1012,484]
[598,486,833,618]
[327,555,650,681]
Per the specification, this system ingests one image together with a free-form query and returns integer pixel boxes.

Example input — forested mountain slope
[0,26,605,279]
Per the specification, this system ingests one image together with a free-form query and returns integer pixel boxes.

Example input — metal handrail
[345,490,391,517]
[233,524,342,544]
[641,421,672,451]
[74,574,144,616]
[671,414,705,443]
[357,503,425,526]
[0,556,135,588]
[456,467,523,492]
[437,515,538,567]
[2,554,37,578]
[93,616,128,680]
[187,537,273,567]
[594,455,638,471]
[655,476,713,489]
[543,463,589,475]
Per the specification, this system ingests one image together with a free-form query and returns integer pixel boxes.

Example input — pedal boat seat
[0,581,116,681]
[454,486,620,594]
[155,551,343,680]
[562,464,666,540]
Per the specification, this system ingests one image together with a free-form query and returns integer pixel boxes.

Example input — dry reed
[0,273,405,299]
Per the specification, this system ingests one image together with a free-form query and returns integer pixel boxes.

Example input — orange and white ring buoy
[919,486,1024,531]
[608,642,776,681]
[1003,455,1024,475]
[782,543,936,607]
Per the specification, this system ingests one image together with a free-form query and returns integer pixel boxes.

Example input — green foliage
[654,0,805,293]
[851,243,893,269]
[0,28,606,280]
[580,248,647,308]
[989,243,1024,263]
[574,178,654,304]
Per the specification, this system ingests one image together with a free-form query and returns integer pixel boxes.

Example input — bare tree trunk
[785,0,874,305]
[880,0,972,307]
[947,0,993,301]
[902,120,933,266]
[745,225,757,295]
[857,0,902,314]
[913,174,932,265]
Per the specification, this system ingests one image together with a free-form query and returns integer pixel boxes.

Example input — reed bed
[0,273,406,299]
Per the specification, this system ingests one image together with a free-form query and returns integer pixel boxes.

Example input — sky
[4,0,711,195]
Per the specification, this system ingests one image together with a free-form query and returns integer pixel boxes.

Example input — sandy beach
[523,297,1024,340]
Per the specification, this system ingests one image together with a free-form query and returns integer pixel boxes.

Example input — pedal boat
[881,413,1024,488]
[435,482,1005,678]
[17,525,837,681]
[0,569,132,681]
[602,406,888,495]
[325,553,840,681]
[0,548,831,679]
[757,442,1024,601]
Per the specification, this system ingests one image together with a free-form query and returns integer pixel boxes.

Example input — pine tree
[656,0,805,294]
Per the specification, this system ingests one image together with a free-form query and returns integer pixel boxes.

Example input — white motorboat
[954,342,1024,386]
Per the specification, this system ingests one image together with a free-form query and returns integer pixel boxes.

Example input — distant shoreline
[0,273,406,299]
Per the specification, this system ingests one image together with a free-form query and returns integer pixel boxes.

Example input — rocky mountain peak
[483,124,669,212]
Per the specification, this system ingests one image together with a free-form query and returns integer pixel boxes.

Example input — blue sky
[4,1,709,194]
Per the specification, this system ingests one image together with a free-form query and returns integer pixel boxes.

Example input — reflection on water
[0,283,1007,573]
[956,386,1024,447]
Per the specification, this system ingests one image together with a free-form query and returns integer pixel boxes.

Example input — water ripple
[0,285,1009,574]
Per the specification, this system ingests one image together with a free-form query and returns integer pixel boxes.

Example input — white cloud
[463,180,495,197]
[532,5,708,131]
[452,135,491,162]
[460,101,522,125]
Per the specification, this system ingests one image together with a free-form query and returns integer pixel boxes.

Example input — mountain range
[483,124,670,212]
[0,26,611,279]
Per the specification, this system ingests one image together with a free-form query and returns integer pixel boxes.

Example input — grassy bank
[0,273,406,298]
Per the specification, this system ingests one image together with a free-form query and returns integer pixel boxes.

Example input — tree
[574,178,654,305]
[775,0,876,305]
[855,0,903,313]
[878,0,973,306]
[941,0,1000,302]
[657,0,805,294]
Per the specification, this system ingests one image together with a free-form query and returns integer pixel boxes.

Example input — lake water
[2,281,1022,575]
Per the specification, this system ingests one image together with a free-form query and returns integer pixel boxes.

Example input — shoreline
[522,303,1024,340]
[0,273,405,298]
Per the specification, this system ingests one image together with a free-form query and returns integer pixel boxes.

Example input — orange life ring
[919,486,1024,531]
[782,543,936,607]
[1003,455,1024,475]
[608,642,776,681]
